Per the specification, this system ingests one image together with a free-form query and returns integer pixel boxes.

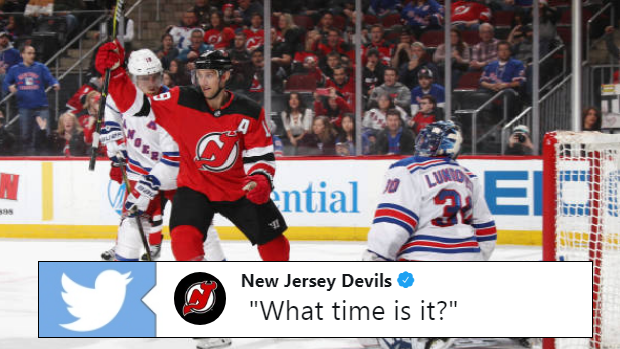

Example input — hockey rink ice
[0,239,542,349]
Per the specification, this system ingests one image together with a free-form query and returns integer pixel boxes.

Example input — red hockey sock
[149,233,163,246]
[257,235,290,261]
[171,225,205,261]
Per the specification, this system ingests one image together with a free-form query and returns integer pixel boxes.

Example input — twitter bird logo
[60,270,133,332]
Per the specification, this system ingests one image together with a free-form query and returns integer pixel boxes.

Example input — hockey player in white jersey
[364,120,496,261]
[100,48,226,262]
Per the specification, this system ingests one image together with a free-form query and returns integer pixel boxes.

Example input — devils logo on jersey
[194,132,239,172]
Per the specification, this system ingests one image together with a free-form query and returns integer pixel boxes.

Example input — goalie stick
[88,0,125,171]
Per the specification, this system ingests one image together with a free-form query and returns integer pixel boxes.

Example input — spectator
[0,31,21,98]
[314,87,353,129]
[325,65,356,111]
[363,93,408,133]
[372,109,415,155]
[65,76,101,114]
[369,67,410,112]
[94,5,135,54]
[317,28,352,60]
[409,94,440,134]
[411,68,445,115]
[50,112,87,157]
[243,13,265,51]
[293,55,325,87]
[0,111,15,155]
[247,48,265,101]
[368,0,400,17]
[222,3,238,29]
[315,11,336,43]
[3,15,28,40]
[505,124,533,155]
[509,24,534,65]
[292,30,321,74]
[469,23,500,70]
[451,0,492,31]
[52,0,85,40]
[155,33,180,70]
[278,13,304,53]
[321,51,341,81]
[362,48,386,105]
[363,25,395,67]
[433,28,470,86]
[396,42,438,90]
[163,70,175,88]
[401,0,444,39]
[535,0,561,56]
[236,0,263,27]
[582,107,602,132]
[24,0,53,17]
[168,59,192,86]
[192,0,216,25]
[167,9,201,51]
[3,45,59,155]
[335,113,357,156]
[282,92,313,153]
[75,90,100,146]
[479,41,525,93]
[179,29,213,64]
[298,115,338,156]
[204,11,236,50]
[269,28,293,72]
[228,30,252,85]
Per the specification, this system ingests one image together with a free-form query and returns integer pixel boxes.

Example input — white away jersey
[367,156,496,261]
[102,91,179,190]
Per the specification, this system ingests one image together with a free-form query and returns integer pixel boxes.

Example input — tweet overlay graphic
[39,262,155,337]
[174,272,226,325]
[39,262,592,338]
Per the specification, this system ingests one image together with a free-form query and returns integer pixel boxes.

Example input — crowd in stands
[0,0,615,157]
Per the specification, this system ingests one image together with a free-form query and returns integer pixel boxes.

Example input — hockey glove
[124,175,161,217]
[95,40,125,75]
[109,162,123,184]
[242,174,272,205]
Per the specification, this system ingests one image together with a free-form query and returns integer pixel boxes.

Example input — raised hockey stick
[119,163,152,261]
[88,0,125,171]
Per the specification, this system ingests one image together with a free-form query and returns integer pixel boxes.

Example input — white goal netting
[545,131,620,349]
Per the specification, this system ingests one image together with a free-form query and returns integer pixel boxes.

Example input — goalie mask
[127,49,163,95]
[414,120,463,159]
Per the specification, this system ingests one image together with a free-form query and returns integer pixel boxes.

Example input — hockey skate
[101,246,116,261]
[195,338,232,349]
[141,244,162,261]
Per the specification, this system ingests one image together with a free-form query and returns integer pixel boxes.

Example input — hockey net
[542,131,620,349]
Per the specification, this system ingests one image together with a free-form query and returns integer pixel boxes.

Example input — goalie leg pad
[171,225,205,261]
[204,224,227,261]
[115,216,149,260]
[257,234,290,261]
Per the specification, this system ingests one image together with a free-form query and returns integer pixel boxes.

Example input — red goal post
[542,131,620,349]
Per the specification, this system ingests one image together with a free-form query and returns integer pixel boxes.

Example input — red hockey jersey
[451,1,492,24]
[107,68,276,202]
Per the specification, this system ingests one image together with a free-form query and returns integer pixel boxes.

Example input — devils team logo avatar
[174,272,226,325]
[194,132,239,172]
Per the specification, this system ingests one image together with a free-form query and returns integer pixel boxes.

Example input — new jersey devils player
[96,43,289,261]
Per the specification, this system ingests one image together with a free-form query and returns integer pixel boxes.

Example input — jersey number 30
[431,189,473,227]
